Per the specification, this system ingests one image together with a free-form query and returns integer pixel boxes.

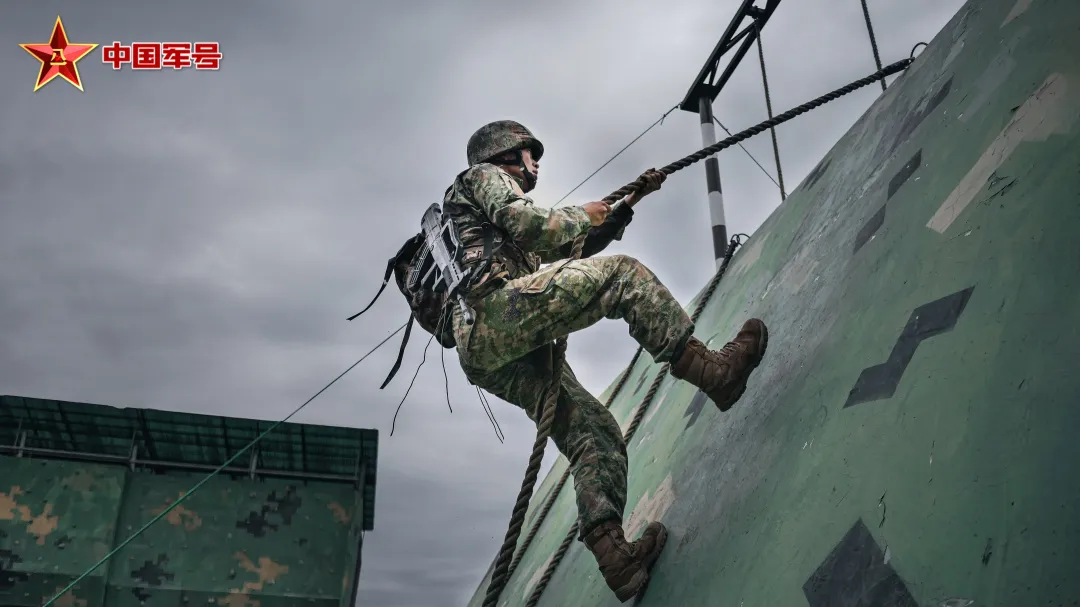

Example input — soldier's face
[521,148,540,179]
[502,148,540,191]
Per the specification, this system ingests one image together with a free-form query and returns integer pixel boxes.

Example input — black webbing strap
[347,236,419,321]
[379,312,415,389]
[348,235,422,388]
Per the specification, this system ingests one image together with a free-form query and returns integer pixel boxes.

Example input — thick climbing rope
[860,0,887,92]
[481,237,587,607]
[505,346,646,578]
[523,234,744,607]
[597,59,910,207]
[754,21,787,200]
[41,321,411,607]
[485,58,913,607]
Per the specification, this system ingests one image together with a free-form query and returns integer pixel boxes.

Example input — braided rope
[507,347,645,577]
[482,235,588,607]
[482,338,569,607]
[600,59,911,206]
[525,236,744,607]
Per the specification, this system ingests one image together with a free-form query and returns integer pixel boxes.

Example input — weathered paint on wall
[470,0,1080,604]
[1,457,364,606]
[0,397,373,607]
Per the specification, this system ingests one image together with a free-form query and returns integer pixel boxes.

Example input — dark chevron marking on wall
[854,150,923,254]
[891,76,953,153]
[632,369,649,395]
[803,519,917,607]
[236,485,302,537]
[845,286,975,408]
[131,554,175,586]
[887,150,923,200]
[0,530,29,590]
[805,158,832,190]
[853,206,887,254]
[683,391,708,430]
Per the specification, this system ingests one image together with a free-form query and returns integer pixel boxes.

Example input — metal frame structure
[678,0,783,266]
[678,0,784,113]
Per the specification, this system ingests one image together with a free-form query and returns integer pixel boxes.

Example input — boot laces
[718,339,741,359]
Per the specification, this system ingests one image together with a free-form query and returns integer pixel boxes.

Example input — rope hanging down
[482,237,586,607]
[524,234,745,607]
[480,57,913,607]
[40,322,410,607]
[504,348,645,578]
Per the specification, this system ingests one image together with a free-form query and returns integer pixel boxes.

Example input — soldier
[447,120,768,602]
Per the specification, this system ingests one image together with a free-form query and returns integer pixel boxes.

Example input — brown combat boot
[671,318,769,411]
[583,520,668,602]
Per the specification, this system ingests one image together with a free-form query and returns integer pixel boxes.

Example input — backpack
[349,177,495,388]
[347,231,457,388]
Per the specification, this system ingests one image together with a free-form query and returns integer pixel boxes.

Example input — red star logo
[20,16,97,92]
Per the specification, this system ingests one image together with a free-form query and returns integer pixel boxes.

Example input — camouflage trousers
[453,254,694,537]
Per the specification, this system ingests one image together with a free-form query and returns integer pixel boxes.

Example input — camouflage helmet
[466,120,544,167]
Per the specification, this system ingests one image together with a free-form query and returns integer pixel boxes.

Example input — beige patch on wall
[522,552,555,604]
[149,492,203,530]
[48,587,88,607]
[1002,0,1034,27]
[234,551,289,593]
[26,503,59,545]
[624,473,676,540]
[0,486,31,521]
[217,591,260,607]
[927,73,1073,234]
[328,501,352,524]
[1,486,60,544]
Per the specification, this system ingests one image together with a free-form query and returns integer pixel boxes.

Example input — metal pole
[698,96,728,268]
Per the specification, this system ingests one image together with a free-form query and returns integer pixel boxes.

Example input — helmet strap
[512,149,538,191]
[491,150,537,191]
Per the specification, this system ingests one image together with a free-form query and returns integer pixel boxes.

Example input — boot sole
[713,320,769,412]
[613,525,669,603]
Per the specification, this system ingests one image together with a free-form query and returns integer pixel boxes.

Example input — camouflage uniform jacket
[442,163,635,301]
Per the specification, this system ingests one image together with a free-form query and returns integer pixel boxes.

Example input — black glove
[581,204,634,258]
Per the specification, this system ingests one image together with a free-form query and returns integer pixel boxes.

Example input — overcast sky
[1,1,965,605]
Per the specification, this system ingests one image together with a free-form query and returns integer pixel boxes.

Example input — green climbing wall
[0,395,377,606]
[469,0,1080,604]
